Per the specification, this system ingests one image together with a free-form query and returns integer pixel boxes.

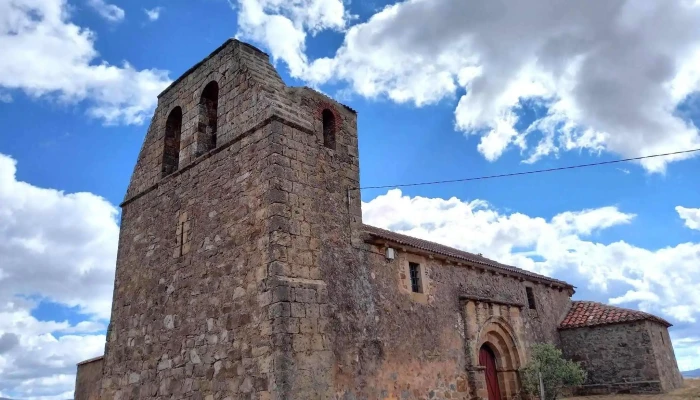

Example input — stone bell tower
[94,39,362,399]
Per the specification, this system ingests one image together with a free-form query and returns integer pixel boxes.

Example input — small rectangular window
[526,287,536,310]
[661,331,665,345]
[409,262,422,293]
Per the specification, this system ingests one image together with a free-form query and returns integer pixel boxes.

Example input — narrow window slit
[526,287,536,310]
[409,262,422,293]
[178,221,185,257]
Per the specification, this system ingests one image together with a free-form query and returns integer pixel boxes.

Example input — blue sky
[1,0,700,398]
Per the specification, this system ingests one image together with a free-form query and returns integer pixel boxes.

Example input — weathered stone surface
[73,38,681,400]
[329,241,573,399]
[561,320,683,395]
[75,356,103,400]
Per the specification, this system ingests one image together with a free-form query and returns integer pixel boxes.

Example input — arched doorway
[473,317,525,399]
[479,344,502,400]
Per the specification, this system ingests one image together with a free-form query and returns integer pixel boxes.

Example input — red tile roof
[559,301,671,329]
[362,224,573,289]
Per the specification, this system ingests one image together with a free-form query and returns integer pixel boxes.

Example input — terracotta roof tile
[362,224,572,288]
[559,301,671,329]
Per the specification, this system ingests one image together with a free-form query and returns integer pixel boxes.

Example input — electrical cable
[353,148,700,190]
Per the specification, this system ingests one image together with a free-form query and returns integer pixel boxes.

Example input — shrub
[520,343,586,400]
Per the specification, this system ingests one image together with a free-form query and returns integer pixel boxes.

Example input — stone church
[75,39,683,400]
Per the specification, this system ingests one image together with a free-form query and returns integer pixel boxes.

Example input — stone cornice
[459,294,525,309]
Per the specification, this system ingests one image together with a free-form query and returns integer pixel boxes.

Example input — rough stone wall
[75,357,103,400]
[259,89,362,399]
[647,321,684,391]
[101,122,279,399]
[100,41,293,400]
[560,320,667,394]
[124,40,286,201]
[320,244,573,399]
[99,38,367,400]
[94,37,581,400]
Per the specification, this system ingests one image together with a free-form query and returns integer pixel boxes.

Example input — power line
[354,148,700,190]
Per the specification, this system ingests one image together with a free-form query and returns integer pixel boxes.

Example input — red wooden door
[479,345,502,400]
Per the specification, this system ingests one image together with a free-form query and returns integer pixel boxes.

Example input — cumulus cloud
[0,154,119,318]
[235,0,351,77]
[87,0,125,22]
[0,0,172,125]
[0,153,116,398]
[234,0,700,172]
[0,327,105,399]
[0,333,19,355]
[144,7,163,22]
[362,189,700,325]
[677,206,700,231]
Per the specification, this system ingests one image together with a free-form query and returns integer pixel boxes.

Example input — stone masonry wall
[323,247,573,399]
[93,37,579,400]
[124,40,286,201]
[560,320,664,395]
[101,122,279,399]
[99,38,365,400]
[75,357,103,400]
[647,321,684,391]
[259,89,361,399]
[100,41,294,400]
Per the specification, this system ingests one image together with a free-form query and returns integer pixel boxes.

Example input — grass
[562,379,700,399]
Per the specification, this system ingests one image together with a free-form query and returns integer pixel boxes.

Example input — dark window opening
[162,106,182,177]
[178,221,185,257]
[322,109,336,150]
[661,332,665,345]
[409,262,422,293]
[526,287,536,310]
[197,81,219,154]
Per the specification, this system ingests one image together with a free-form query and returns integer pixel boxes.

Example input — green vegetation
[520,343,587,400]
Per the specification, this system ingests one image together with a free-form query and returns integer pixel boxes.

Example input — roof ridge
[560,300,671,329]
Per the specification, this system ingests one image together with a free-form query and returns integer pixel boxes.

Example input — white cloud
[0,154,119,318]
[677,206,700,231]
[235,0,351,77]
[674,336,700,371]
[87,0,125,22]
[363,189,700,365]
[0,92,12,103]
[0,0,171,125]
[234,0,700,172]
[144,7,163,21]
[0,153,116,398]
[0,324,105,399]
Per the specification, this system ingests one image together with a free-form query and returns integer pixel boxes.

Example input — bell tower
[96,39,361,399]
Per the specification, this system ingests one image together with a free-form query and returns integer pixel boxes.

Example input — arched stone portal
[474,317,524,399]
[462,297,528,400]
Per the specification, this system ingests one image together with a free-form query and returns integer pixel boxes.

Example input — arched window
[322,109,336,150]
[197,81,219,154]
[162,106,182,177]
